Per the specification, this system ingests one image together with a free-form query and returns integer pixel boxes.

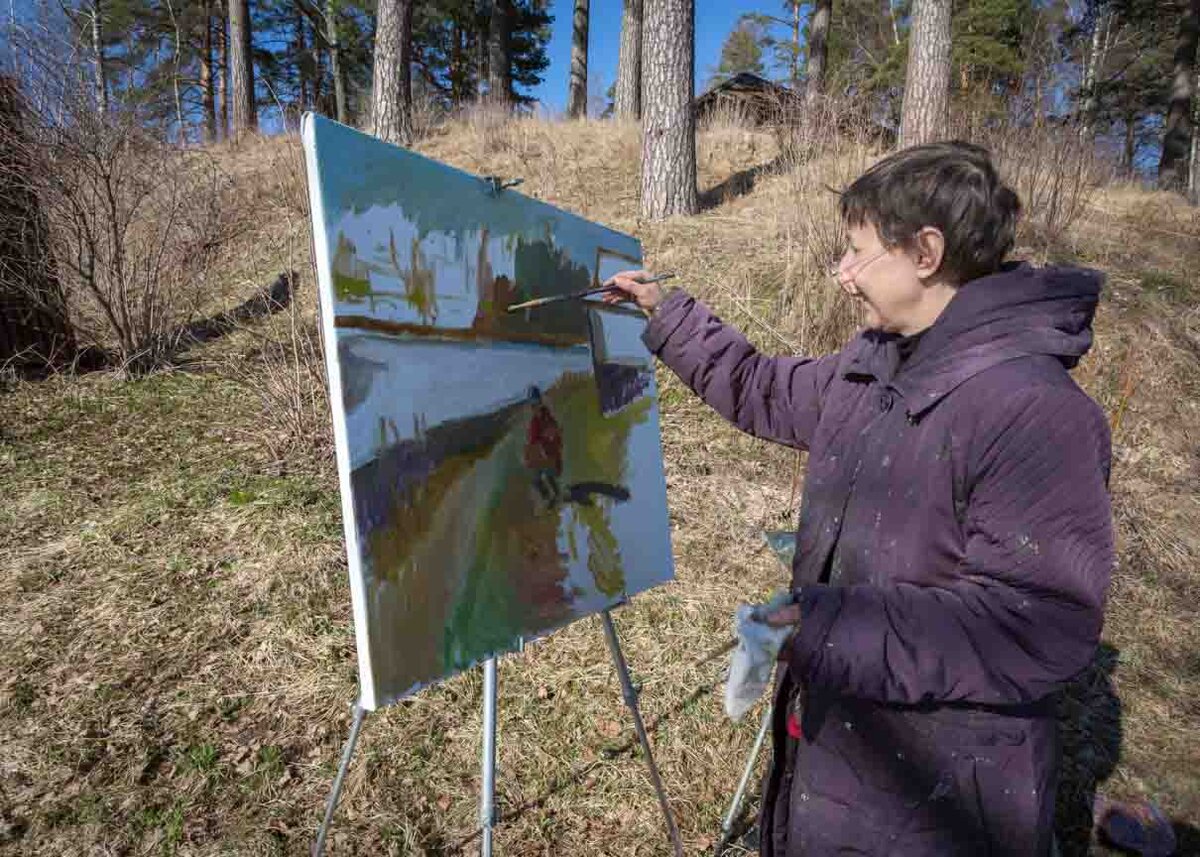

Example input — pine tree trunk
[567,0,589,118]
[806,0,831,104]
[372,0,414,145]
[1080,9,1108,138]
[447,21,466,104]
[1124,111,1136,179]
[326,0,349,124]
[0,76,76,370]
[1034,71,1044,127]
[1159,0,1200,191]
[899,0,952,149]
[1191,66,1200,203]
[640,0,696,219]
[201,1,217,142]
[487,0,513,107]
[295,5,308,111]
[216,0,228,139]
[91,0,108,113]
[614,0,642,119]
[229,0,256,136]
[165,0,187,144]
[476,6,489,102]
[792,1,802,84]
[314,23,327,114]
[125,33,135,94]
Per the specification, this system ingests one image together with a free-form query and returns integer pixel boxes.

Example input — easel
[303,166,682,855]
[312,606,684,857]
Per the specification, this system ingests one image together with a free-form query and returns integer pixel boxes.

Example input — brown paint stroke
[334,315,586,349]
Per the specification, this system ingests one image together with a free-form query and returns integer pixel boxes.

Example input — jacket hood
[846,262,1104,418]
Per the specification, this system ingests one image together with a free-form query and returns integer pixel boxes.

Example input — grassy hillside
[1,116,1198,855]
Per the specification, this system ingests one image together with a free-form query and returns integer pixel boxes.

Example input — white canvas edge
[300,112,379,711]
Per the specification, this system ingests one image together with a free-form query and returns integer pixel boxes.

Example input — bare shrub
[953,117,1100,256]
[3,89,228,374]
[216,131,332,472]
[772,161,872,355]
[461,101,518,157]
[767,91,883,355]
[672,89,879,362]
[697,94,759,137]
[409,89,449,143]
[225,300,333,471]
[264,130,310,223]
[771,89,895,170]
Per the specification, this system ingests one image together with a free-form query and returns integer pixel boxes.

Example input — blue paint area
[309,115,639,278]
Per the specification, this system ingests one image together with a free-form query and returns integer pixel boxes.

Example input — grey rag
[725,593,795,721]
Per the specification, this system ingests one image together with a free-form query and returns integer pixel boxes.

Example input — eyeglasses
[828,247,889,283]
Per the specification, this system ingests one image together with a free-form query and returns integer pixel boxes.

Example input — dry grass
[1,115,1198,855]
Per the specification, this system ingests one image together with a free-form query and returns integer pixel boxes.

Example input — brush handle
[583,273,674,298]
[613,273,675,287]
[506,273,675,312]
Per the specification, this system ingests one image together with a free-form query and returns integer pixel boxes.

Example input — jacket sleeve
[642,289,843,450]
[788,386,1114,706]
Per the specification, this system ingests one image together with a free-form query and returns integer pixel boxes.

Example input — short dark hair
[839,141,1021,284]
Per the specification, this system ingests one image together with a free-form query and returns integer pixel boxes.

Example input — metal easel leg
[313,700,368,857]
[601,608,685,857]
[715,701,772,855]
[480,656,499,857]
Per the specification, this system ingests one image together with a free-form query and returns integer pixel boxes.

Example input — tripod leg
[601,609,685,857]
[313,701,368,857]
[480,656,499,857]
[715,702,772,854]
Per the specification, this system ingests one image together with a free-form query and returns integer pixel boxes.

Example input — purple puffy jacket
[643,262,1115,856]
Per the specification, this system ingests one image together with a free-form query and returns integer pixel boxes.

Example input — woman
[605,142,1114,856]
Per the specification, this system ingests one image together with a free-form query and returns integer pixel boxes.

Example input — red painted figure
[524,386,562,506]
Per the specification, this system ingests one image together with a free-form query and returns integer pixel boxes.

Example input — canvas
[302,115,675,709]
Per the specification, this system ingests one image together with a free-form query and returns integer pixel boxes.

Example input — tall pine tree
[711,17,768,85]
[372,0,415,144]
[641,0,696,218]
[1160,0,1200,189]
[900,0,952,147]
[613,0,642,118]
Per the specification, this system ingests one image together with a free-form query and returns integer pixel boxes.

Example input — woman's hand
[760,603,803,628]
[602,270,666,315]
[759,601,802,664]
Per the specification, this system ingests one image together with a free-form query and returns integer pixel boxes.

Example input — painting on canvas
[302,115,674,709]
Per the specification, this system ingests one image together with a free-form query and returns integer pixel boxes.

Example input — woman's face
[834,221,929,335]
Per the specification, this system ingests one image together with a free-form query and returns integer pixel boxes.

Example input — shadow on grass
[174,271,297,349]
[152,270,299,373]
[1056,643,1124,856]
[1171,822,1200,856]
[36,271,300,377]
[700,156,788,212]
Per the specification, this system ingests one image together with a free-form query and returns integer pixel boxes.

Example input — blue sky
[530,0,787,113]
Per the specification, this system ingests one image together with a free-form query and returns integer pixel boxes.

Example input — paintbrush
[505,273,676,313]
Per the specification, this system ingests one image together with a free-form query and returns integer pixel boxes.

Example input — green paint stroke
[440,371,651,669]
[333,232,371,300]
[349,344,653,699]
